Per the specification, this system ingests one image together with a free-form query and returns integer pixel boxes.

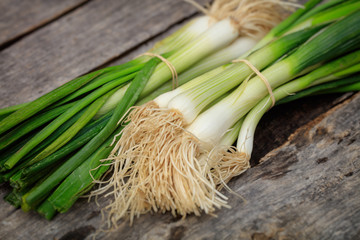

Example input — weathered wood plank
[0,1,359,239]
[0,0,89,47]
[0,93,358,240]
[0,0,208,108]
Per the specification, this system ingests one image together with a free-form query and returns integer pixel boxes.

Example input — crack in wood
[316,157,328,164]
[169,226,186,240]
[58,225,95,240]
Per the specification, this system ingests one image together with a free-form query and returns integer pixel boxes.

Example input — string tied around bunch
[140,52,178,90]
[232,59,275,107]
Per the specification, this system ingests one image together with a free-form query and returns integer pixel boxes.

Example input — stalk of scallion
[286,0,360,34]
[4,191,21,207]
[19,112,112,181]
[316,81,360,93]
[0,131,40,172]
[0,102,30,117]
[26,88,118,165]
[237,67,360,166]
[4,187,30,208]
[37,199,57,220]
[149,16,215,55]
[253,0,359,52]
[48,130,118,214]
[52,71,138,109]
[294,0,349,25]
[278,75,360,104]
[252,0,322,51]
[0,102,77,151]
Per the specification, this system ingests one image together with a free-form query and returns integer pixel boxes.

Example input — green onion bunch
[0,0,291,220]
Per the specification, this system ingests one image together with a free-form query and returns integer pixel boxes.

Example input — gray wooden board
[0,0,359,239]
[0,0,89,47]
[0,0,208,108]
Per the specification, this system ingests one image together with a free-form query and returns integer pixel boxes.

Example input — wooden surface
[0,0,89,47]
[0,0,359,239]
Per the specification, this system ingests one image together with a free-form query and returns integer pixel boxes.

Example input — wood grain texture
[0,0,89,47]
[0,0,208,108]
[0,0,359,239]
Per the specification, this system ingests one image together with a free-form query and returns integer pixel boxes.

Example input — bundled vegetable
[1,0,359,231]
[0,0,291,220]
[90,0,360,227]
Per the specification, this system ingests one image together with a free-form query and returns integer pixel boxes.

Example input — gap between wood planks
[0,0,92,51]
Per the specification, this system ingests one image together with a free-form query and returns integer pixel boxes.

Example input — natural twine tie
[140,52,178,90]
[232,59,275,107]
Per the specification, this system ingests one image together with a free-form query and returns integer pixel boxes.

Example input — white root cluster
[94,102,231,226]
